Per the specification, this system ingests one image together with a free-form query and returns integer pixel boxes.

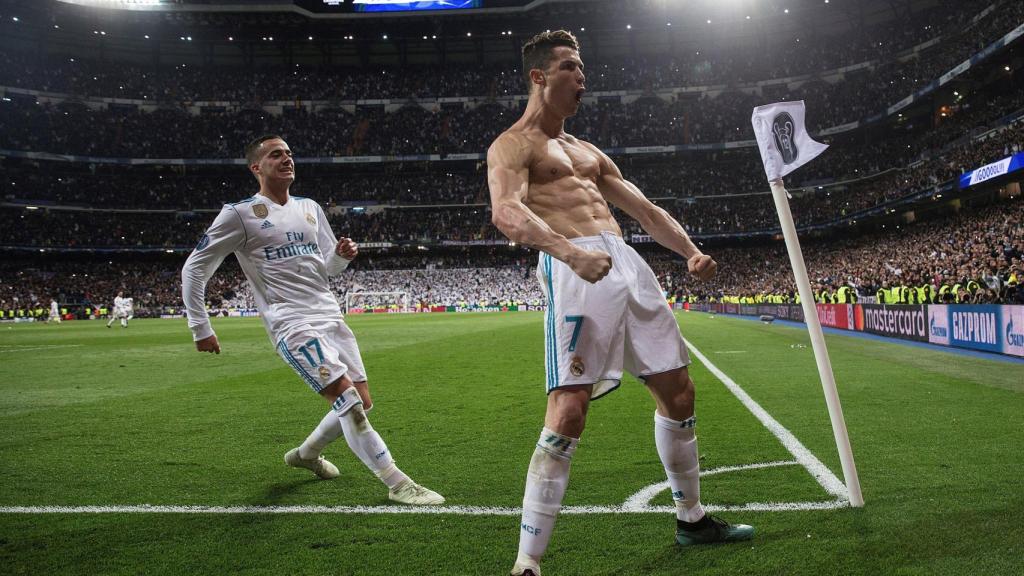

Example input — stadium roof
[52,0,601,19]
[3,0,943,65]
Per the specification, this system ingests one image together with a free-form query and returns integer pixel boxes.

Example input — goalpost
[344,291,411,314]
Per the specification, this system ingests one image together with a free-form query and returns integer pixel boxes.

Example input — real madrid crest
[318,366,331,380]
[569,356,585,377]
[305,213,316,226]
[253,204,269,219]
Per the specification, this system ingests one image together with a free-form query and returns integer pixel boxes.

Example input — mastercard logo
[854,304,865,331]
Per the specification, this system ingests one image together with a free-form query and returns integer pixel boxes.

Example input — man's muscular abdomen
[525,177,621,239]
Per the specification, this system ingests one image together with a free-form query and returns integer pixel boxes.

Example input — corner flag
[751,101,828,181]
[751,100,864,508]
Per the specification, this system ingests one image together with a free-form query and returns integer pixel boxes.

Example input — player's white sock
[654,412,705,522]
[106,317,114,327]
[298,410,344,460]
[333,387,409,489]
[120,318,127,327]
[516,427,578,568]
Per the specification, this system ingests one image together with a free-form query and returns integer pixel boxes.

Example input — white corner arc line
[685,340,850,500]
[621,460,799,511]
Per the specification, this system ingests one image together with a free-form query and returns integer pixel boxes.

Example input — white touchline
[0,500,848,515]
[0,462,844,516]
[0,344,84,353]
[685,339,850,500]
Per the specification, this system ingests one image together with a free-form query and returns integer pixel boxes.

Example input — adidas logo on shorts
[260,220,275,229]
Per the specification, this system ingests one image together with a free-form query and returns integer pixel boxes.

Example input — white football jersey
[113,296,126,311]
[181,194,350,344]
[50,300,59,314]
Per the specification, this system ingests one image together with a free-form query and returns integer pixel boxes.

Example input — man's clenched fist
[687,253,717,282]
[196,334,221,354]
[336,237,358,260]
[568,248,612,284]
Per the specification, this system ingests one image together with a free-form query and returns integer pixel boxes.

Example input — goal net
[344,291,411,314]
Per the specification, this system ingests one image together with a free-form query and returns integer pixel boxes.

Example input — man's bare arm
[587,143,716,280]
[487,133,610,282]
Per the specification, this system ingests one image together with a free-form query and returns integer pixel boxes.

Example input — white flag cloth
[751,100,828,182]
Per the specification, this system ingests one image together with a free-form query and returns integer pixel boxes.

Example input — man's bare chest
[530,139,600,184]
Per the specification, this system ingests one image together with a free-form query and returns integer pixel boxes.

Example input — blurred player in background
[181,134,443,505]
[487,31,753,576]
[47,298,60,324]
[106,290,128,328]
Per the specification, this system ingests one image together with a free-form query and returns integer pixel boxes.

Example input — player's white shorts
[113,309,129,319]
[537,231,690,400]
[275,320,368,393]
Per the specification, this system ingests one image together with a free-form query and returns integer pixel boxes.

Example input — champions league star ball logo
[195,234,210,251]
[772,112,799,165]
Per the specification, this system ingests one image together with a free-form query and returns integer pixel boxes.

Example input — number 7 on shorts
[565,316,584,352]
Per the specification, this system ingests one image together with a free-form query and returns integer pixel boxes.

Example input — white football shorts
[275,319,368,393]
[537,231,690,400]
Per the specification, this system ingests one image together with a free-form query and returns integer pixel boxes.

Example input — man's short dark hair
[244,134,283,165]
[521,30,580,92]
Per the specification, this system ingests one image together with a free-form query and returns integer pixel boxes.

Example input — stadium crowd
[3,63,1022,160]
[3,119,1020,246]
[2,195,1020,319]
[1,0,1022,321]
[653,199,1024,305]
[3,83,1021,220]
[1,0,1022,159]
[0,0,1014,103]
[0,167,489,209]
[4,97,1021,212]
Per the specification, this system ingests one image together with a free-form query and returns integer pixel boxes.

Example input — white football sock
[333,387,409,489]
[516,428,578,568]
[654,412,705,523]
[298,410,344,460]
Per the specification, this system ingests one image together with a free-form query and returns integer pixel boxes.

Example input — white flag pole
[769,177,864,507]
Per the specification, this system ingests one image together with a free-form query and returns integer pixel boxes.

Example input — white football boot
[388,479,445,505]
[510,559,541,576]
[284,447,340,480]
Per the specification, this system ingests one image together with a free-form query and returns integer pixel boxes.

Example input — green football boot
[675,514,754,546]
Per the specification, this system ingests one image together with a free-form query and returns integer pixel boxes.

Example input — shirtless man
[487,31,753,576]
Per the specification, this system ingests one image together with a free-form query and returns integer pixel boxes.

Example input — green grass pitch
[1,312,1022,575]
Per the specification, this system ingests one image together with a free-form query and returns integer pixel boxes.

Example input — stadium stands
[1,0,1022,316]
